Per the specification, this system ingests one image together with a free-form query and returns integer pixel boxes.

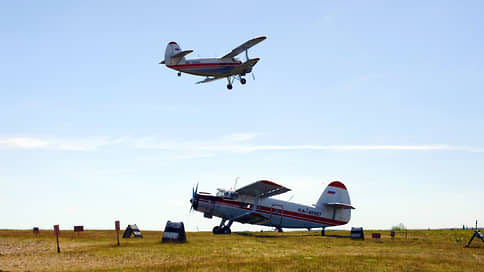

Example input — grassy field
[0,229,482,271]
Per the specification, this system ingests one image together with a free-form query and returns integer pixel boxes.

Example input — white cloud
[0,137,125,151]
[223,133,261,142]
[0,137,48,148]
[0,135,483,154]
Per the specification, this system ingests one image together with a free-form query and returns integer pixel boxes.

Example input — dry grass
[0,229,482,271]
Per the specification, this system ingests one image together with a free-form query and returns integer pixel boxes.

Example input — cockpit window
[216,189,235,199]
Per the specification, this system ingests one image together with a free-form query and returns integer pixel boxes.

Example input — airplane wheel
[223,227,231,235]
[321,228,325,236]
[240,78,246,85]
[177,72,181,77]
[213,226,222,234]
[227,84,233,90]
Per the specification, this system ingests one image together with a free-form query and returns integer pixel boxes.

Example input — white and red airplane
[159,36,266,90]
[190,180,354,235]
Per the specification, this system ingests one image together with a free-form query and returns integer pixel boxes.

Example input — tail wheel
[177,72,181,77]
[240,78,246,85]
[227,84,233,90]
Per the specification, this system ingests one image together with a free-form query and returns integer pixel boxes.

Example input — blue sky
[1,1,483,231]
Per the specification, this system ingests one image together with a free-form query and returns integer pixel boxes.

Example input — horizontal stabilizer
[172,49,193,59]
[325,202,355,209]
[163,50,193,65]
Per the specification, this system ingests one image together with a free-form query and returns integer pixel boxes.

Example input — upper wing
[221,36,266,59]
[235,180,290,198]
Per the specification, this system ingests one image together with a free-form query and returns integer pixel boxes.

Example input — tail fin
[162,42,192,65]
[165,41,182,60]
[316,181,353,223]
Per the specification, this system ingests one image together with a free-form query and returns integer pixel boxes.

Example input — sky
[0,0,483,231]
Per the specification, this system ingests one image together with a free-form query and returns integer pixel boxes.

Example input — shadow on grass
[324,234,352,239]
[233,232,352,239]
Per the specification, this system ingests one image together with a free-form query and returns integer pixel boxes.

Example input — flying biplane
[159,36,266,90]
[190,180,354,235]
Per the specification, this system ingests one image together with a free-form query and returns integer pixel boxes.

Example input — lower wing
[234,211,270,225]
[195,58,260,84]
[196,76,224,84]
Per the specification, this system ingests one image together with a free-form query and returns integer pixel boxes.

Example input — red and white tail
[161,42,193,65]
[165,42,182,61]
[316,181,353,223]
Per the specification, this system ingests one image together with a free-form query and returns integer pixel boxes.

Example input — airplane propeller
[190,183,199,213]
[245,49,256,81]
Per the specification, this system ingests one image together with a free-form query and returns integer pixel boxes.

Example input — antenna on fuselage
[233,177,240,190]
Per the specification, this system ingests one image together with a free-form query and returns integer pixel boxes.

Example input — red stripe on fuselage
[167,62,241,69]
[197,196,347,226]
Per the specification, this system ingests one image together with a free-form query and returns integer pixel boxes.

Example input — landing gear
[321,227,325,236]
[213,219,233,234]
[226,75,247,90]
[212,226,232,234]
[226,76,233,90]
[223,227,231,234]
[177,72,181,77]
[275,227,283,232]
[212,226,222,234]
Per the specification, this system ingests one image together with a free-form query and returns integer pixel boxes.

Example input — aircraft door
[271,204,283,227]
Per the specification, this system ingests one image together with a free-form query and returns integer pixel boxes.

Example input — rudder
[316,181,353,223]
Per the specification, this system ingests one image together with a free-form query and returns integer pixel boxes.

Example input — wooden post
[53,225,60,253]
[115,220,120,246]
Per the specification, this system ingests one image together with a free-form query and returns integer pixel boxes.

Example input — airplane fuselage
[166,58,243,77]
[195,193,349,229]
